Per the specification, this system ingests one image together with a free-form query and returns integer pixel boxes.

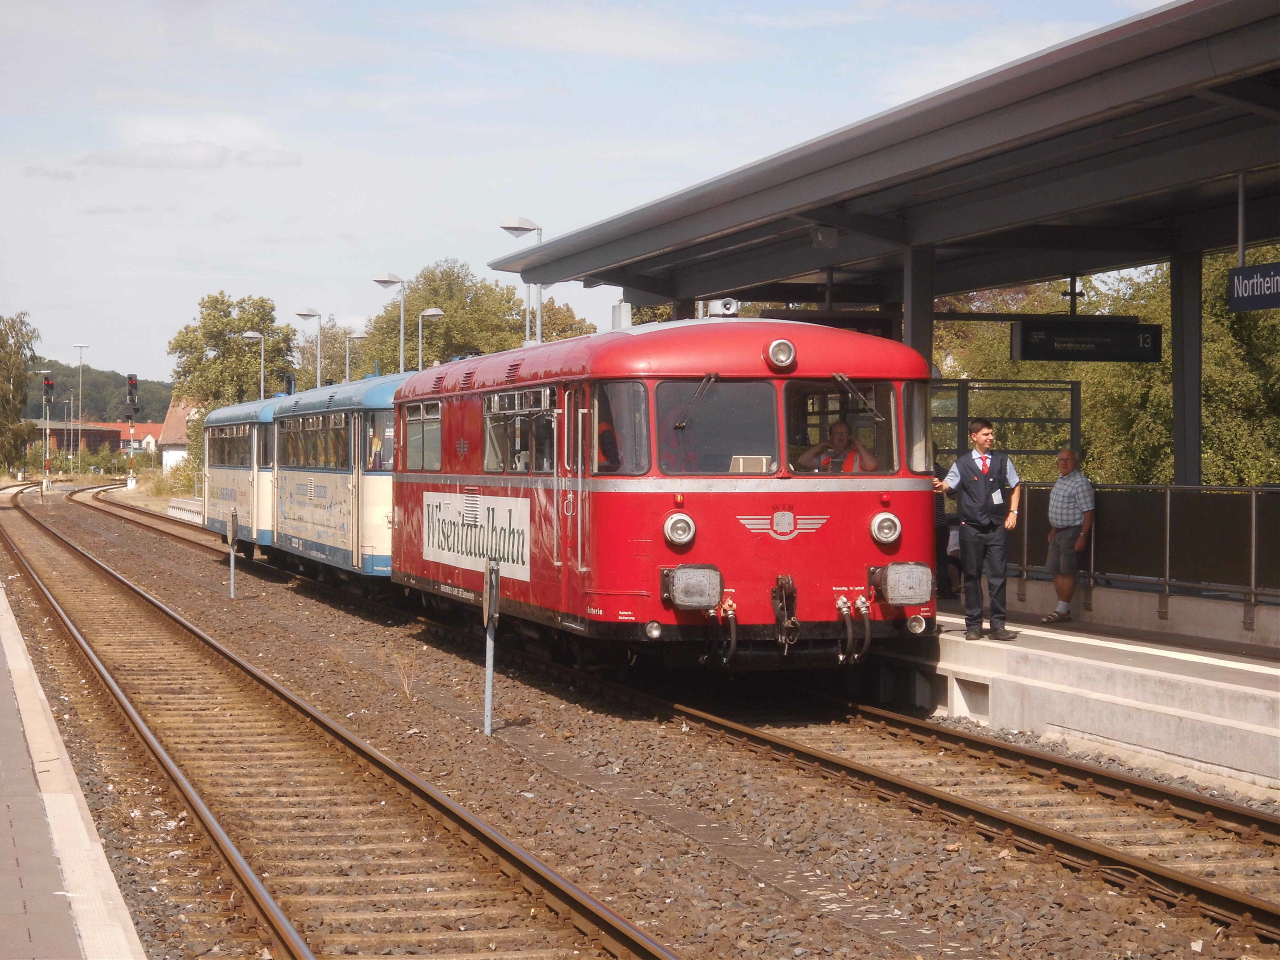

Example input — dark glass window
[784,380,898,474]
[655,380,777,475]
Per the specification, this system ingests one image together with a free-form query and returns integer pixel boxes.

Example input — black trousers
[959,522,1007,630]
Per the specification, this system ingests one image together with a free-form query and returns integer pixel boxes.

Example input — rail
[8,485,682,960]
[1008,483,1279,630]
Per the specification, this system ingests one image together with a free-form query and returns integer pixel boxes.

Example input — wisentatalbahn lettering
[422,493,532,581]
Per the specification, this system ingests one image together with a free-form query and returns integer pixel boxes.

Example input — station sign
[1228,262,1280,312]
[1010,318,1162,363]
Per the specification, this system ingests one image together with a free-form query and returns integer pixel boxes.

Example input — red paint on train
[391,319,936,669]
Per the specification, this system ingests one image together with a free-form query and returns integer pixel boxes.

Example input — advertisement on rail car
[421,491,531,582]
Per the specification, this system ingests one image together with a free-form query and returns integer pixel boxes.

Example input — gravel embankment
[20,490,1279,960]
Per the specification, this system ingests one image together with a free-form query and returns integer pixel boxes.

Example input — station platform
[0,587,145,959]
[870,599,1280,797]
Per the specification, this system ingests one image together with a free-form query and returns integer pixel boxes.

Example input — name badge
[991,489,1003,505]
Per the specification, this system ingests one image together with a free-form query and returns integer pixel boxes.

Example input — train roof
[203,396,281,427]
[273,372,414,418]
[398,319,930,402]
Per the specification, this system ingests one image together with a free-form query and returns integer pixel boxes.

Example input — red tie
[980,455,989,474]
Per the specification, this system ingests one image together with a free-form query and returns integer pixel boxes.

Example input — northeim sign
[1228,263,1280,312]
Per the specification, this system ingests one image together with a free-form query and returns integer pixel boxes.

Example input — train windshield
[784,380,898,474]
[656,379,778,475]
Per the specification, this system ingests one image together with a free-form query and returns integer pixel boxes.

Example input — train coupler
[771,574,800,653]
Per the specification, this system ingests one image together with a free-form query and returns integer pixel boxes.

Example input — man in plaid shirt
[1042,449,1095,623]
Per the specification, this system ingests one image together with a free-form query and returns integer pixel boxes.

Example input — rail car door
[349,413,361,570]
[558,383,588,628]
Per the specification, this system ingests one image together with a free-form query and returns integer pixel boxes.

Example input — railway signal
[126,374,139,480]
[43,376,53,402]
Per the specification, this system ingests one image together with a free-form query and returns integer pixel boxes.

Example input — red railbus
[392,319,935,670]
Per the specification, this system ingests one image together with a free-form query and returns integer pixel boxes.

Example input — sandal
[1040,611,1072,623]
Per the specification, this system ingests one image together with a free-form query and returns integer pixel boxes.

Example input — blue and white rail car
[271,374,412,577]
[203,396,281,554]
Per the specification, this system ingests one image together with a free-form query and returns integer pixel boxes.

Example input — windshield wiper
[833,373,885,422]
[675,372,718,429]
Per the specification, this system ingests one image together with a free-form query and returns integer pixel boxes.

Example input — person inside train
[796,420,878,472]
[595,391,621,472]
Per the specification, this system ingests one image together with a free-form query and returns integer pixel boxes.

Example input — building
[158,401,199,472]
[97,421,164,453]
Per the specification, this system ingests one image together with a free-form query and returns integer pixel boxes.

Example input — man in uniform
[933,418,1021,641]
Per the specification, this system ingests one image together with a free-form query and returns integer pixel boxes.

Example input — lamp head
[296,308,321,320]
[347,333,367,342]
[501,217,539,239]
[241,331,263,341]
[373,273,403,289]
[420,307,445,319]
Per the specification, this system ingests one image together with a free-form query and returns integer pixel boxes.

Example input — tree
[168,292,297,406]
[359,260,525,375]
[537,297,594,341]
[168,292,297,469]
[296,315,366,388]
[0,312,39,469]
[932,243,1280,485]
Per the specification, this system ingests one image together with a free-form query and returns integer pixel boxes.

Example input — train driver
[796,420,878,473]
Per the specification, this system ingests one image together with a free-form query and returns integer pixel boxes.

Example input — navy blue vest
[955,451,1011,527]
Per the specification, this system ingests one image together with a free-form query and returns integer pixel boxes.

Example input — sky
[2,0,1168,381]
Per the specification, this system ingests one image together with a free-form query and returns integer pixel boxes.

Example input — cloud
[78,142,232,169]
[207,24,289,57]
[736,1,989,28]
[236,148,303,168]
[430,3,733,60]
[23,165,76,181]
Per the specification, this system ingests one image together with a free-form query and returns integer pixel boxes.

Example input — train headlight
[645,620,663,639]
[766,338,796,369]
[870,511,902,544]
[663,512,696,546]
[907,615,927,634]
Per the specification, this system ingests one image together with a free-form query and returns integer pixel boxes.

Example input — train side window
[509,414,532,474]
[405,405,424,471]
[257,424,273,467]
[333,413,350,470]
[483,393,509,473]
[365,412,393,472]
[593,381,649,475]
[902,381,931,474]
[532,387,556,473]
[422,401,442,471]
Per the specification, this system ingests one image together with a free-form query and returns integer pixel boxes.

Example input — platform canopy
[489,0,1279,311]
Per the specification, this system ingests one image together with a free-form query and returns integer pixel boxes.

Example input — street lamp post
[73,344,87,475]
[374,274,406,373]
[345,333,367,382]
[501,219,543,343]
[418,308,443,370]
[296,308,322,388]
[241,331,265,400]
[36,370,50,483]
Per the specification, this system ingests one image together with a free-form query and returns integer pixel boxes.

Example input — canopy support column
[1170,251,1202,486]
[903,246,935,361]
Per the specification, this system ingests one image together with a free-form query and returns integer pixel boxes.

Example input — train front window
[784,379,898,474]
[655,379,777,475]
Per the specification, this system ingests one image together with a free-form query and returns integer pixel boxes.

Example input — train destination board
[1228,262,1280,312]
[1011,318,1162,363]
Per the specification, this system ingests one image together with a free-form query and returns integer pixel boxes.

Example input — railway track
[66,481,1280,945]
[76,484,229,558]
[2,484,681,960]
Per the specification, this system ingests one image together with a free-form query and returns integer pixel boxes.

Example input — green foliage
[360,260,558,375]
[168,292,297,407]
[933,245,1280,485]
[0,312,40,468]
[297,314,365,389]
[23,359,171,423]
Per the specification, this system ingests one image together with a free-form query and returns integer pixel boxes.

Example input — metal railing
[1009,483,1280,631]
[932,379,1081,480]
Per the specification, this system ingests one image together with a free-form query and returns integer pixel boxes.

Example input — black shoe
[964,629,983,641]
[989,627,1019,642]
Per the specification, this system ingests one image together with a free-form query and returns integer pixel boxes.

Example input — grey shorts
[1046,526,1083,575]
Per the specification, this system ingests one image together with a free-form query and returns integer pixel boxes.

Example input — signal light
[43,376,53,402]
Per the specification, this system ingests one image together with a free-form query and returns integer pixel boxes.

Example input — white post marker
[482,558,500,736]
[229,507,237,600]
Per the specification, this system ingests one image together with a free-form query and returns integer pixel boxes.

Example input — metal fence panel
[1170,488,1250,587]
